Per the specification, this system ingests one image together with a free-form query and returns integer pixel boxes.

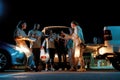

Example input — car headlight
[98,46,113,55]
[11,46,24,56]
[14,46,30,53]
[14,46,24,53]
[98,47,107,55]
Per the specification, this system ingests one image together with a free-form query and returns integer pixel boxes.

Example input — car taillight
[104,30,112,40]
[41,56,46,59]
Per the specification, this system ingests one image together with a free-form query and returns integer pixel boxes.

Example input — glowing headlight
[98,46,113,55]
[14,46,24,53]
[14,45,31,53]
[98,47,107,55]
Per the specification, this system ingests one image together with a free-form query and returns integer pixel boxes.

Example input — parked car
[0,41,26,71]
[95,26,120,71]
[41,26,95,70]
[41,26,71,70]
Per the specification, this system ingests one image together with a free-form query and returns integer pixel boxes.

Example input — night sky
[0,0,120,44]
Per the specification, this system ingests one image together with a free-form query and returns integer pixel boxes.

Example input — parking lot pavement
[2,68,117,73]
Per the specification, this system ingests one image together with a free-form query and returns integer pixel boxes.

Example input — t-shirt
[28,30,43,48]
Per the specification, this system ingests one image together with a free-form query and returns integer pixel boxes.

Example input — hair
[71,20,79,26]
[33,23,40,30]
[16,20,26,29]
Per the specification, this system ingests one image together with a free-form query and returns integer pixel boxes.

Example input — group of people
[14,21,43,72]
[13,20,86,72]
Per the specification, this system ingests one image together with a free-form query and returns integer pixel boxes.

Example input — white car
[40,26,71,70]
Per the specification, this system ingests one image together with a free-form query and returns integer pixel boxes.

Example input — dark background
[0,0,120,44]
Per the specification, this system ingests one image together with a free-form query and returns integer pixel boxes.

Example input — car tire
[0,49,11,72]
[111,56,120,71]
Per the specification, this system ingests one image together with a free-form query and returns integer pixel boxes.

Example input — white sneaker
[45,68,48,71]
[58,68,62,71]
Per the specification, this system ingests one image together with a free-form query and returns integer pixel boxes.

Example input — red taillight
[41,56,46,59]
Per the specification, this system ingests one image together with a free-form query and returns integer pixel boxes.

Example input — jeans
[27,53,36,68]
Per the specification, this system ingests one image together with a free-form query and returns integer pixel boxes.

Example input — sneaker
[69,67,76,71]
[77,68,86,72]
[58,68,62,71]
[64,68,67,71]
[51,68,55,71]
[45,68,48,71]
[24,66,33,72]
[31,66,38,72]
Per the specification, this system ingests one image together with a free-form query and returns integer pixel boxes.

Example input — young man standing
[28,23,43,71]
[61,20,86,72]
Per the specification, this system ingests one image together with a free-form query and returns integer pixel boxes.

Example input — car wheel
[111,56,120,71]
[0,50,11,72]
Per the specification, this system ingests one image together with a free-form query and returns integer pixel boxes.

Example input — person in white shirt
[28,23,44,71]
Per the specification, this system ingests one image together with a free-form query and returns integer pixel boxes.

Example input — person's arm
[15,36,35,42]
[61,31,72,40]
[77,26,85,43]
[14,29,26,40]
[41,39,46,47]
[28,30,33,38]
[15,30,36,42]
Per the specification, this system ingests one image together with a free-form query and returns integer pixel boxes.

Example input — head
[17,20,27,30]
[70,20,79,29]
[49,30,53,35]
[33,23,40,30]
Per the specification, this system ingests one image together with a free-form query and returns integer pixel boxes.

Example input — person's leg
[47,48,54,71]
[68,49,72,66]
[24,57,32,71]
[58,51,62,70]
[71,49,75,67]
[69,48,76,71]
[50,48,55,71]
[32,49,37,70]
[23,47,36,71]
[28,53,36,68]
[63,50,67,70]
[45,63,48,71]
[77,47,86,72]
[45,53,50,71]
[32,48,41,71]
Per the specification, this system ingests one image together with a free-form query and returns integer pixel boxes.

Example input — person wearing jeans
[13,20,36,71]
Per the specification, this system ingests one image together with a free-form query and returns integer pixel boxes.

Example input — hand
[28,37,36,42]
[61,31,64,34]
[60,31,65,37]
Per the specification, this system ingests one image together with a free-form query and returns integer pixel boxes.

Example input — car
[41,26,108,70]
[41,26,71,70]
[0,26,71,71]
[95,26,120,71]
[0,41,26,71]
